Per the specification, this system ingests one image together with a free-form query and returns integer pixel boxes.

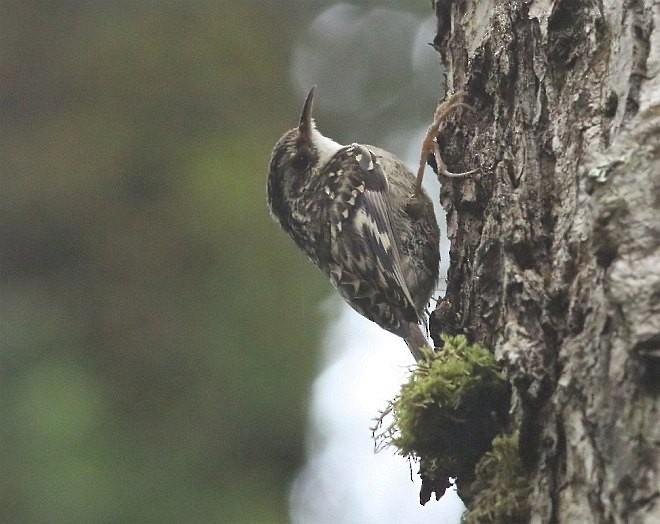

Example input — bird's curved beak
[298,86,316,143]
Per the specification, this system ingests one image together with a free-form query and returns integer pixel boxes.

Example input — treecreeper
[267,87,472,361]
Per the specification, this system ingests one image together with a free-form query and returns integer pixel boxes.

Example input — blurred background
[0,1,463,522]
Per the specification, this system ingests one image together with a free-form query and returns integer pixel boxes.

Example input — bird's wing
[323,144,419,332]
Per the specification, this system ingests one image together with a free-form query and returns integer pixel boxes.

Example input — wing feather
[324,144,419,332]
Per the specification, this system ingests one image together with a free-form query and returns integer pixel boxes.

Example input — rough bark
[429,0,660,522]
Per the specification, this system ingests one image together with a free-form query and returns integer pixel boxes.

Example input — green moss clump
[463,433,531,524]
[373,335,511,504]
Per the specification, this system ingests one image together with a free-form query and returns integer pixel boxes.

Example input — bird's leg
[414,92,479,197]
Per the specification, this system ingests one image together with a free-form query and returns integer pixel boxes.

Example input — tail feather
[404,322,433,362]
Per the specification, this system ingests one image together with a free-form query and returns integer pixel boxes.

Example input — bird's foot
[414,92,479,196]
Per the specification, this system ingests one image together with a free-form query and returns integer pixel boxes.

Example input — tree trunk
[429,0,660,522]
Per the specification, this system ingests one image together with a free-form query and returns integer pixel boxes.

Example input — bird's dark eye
[292,151,311,172]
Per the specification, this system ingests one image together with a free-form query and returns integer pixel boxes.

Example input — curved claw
[414,92,479,197]
[439,167,480,178]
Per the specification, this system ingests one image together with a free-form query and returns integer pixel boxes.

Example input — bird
[267,87,441,361]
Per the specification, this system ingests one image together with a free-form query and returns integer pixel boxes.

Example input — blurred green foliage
[0,1,330,522]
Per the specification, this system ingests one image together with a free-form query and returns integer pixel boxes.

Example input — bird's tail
[404,322,433,362]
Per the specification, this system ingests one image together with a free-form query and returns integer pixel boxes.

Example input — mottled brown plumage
[267,87,439,361]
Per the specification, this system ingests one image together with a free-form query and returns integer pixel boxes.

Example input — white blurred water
[289,303,465,524]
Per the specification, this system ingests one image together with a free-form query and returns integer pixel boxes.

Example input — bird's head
[267,87,342,221]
